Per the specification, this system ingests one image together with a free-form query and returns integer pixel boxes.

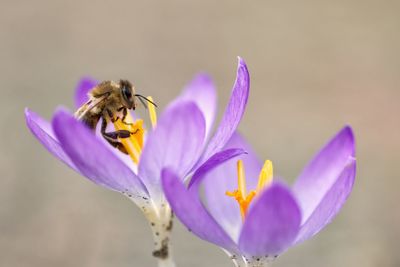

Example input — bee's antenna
[137,96,148,109]
[135,94,158,109]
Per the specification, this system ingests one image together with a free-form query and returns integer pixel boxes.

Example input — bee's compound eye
[122,86,133,101]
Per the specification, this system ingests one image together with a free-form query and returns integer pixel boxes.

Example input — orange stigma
[226,159,273,219]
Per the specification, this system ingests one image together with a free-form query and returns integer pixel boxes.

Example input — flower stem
[232,260,270,267]
[224,251,246,267]
[156,256,176,267]
[142,201,176,267]
[225,252,271,267]
[245,261,269,267]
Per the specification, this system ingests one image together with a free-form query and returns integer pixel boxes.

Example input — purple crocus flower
[25,58,250,267]
[162,126,356,266]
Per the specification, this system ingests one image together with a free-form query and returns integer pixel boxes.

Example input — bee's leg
[106,109,119,123]
[105,139,129,155]
[100,118,129,154]
[116,109,139,135]
[101,118,131,140]
[121,108,135,126]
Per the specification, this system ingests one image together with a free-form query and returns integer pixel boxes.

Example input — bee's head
[119,80,135,109]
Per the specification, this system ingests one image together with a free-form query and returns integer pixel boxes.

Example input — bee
[75,79,156,154]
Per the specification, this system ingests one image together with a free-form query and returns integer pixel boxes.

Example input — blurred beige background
[1,0,399,266]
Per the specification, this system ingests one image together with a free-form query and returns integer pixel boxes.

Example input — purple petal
[138,101,205,197]
[162,168,238,253]
[74,77,98,109]
[295,158,356,244]
[197,133,263,239]
[187,147,246,239]
[293,126,355,223]
[52,109,148,197]
[189,148,247,189]
[178,73,217,139]
[25,108,78,172]
[199,57,250,164]
[238,183,301,256]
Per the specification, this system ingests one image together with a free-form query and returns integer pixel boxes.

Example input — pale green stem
[142,200,176,267]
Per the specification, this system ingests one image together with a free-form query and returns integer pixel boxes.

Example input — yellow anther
[114,112,145,164]
[147,96,157,128]
[226,159,274,220]
[257,160,273,193]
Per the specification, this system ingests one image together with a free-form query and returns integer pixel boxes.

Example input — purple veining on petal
[74,77,98,109]
[138,101,205,199]
[25,108,78,172]
[294,158,356,244]
[293,126,355,224]
[199,57,250,165]
[238,182,301,256]
[162,168,238,254]
[52,108,148,197]
[178,73,217,140]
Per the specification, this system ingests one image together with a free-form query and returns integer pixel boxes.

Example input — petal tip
[52,107,76,132]
[236,57,250,94]
[265,181,293,196]
[74,77,98,108]
[253,181,299,214]
[53,106,72,117]
[193,72,213,84]
[24,107,34,122]
[24,108,48,135]
[75,76,98,91]
[78,76,97,83]
[24,108,36,129]
[339,125,356,156]
[237,57,248,72]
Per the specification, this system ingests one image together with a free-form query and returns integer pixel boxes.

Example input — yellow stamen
[226,159,274,220]
[257,160,273,193]
[147,96,157,128]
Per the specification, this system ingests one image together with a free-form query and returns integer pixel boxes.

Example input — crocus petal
[293,126,355,223]
[24,108,78,172]
[295,158,356,244]
[138,101,205,198]
[199,57,250,164]
[52,109,148,197]
[194,133,263,240]
[74,77,98,109]
[162,168,238,253]
[238,183,301,256]
[178,73,217,140]
[189,148,247,189]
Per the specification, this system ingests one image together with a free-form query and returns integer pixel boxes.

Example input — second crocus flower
[162,127,356,267]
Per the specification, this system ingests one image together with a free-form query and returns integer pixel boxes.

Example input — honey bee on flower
[74,79,157,156]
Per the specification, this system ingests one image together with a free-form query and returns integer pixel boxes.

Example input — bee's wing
[74,94,108,120]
